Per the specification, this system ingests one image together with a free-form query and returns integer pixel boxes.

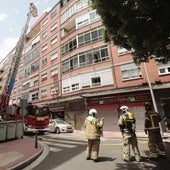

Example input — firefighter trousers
[148,131,166,158]
[86,139,100,160]
[122,132,141,161]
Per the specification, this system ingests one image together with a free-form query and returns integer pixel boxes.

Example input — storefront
[86,92,151,131]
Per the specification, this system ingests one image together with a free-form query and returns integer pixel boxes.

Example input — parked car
[47,119,73,134]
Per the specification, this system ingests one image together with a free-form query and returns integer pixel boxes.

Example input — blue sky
[0,0,59,62]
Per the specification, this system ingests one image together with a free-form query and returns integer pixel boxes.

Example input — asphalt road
[24,133,170,170]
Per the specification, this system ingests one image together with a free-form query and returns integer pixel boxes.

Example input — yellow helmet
[128,112,135,119]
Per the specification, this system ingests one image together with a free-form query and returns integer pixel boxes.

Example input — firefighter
[84,108,104,162]
[118,106,141,162]
[144,102,166,160]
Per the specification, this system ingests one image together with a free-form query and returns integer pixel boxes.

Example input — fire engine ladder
[0,3,38,110]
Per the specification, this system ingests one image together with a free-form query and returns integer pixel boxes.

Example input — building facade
[1,0,170,132]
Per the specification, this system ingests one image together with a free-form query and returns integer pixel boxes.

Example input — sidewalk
[0,137,42,170]
[0,130,169,170]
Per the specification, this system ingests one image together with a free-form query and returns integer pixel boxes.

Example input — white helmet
[89,109,97,116]
[120,106,129,113]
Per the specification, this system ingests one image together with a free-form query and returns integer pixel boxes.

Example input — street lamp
[144,62,164,137]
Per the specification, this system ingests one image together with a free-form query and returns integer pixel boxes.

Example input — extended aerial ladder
[0,3,38,112]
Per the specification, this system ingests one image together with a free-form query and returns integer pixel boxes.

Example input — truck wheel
[55,127,60,134]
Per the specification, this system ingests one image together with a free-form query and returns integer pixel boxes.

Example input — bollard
[35,130,38,148]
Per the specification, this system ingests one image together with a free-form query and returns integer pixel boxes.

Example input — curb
[22,141,50,170]
[8,141,49,170]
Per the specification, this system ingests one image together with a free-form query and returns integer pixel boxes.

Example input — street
[24,133,170,170]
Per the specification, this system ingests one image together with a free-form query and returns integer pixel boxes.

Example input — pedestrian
[118,106,141,162]
[84,108,104,162]
[144,102,166,160]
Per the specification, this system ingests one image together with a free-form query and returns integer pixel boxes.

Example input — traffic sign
[19,108,27,115]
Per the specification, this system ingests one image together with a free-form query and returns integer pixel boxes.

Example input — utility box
[6,121,17,140]
[0,122,7,142]
[16,121,24,138]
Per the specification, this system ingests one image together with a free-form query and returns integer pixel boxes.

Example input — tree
[91,0,170,64]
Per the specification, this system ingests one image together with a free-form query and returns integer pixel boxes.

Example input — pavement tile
[0,137,40,170]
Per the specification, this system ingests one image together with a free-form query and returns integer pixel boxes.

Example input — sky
[0,0,59,63]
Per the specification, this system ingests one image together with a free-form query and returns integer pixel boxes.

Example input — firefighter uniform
[118,106,141,162]
[84,109,104,162]
[144,102,166,159]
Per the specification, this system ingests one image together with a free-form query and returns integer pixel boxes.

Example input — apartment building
[1,0,170,131]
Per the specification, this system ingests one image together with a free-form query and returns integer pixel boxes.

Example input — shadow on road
[98,157,116,162]
[114,142,170,170]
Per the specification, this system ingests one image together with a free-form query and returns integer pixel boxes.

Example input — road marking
[43,141,77,148]
[49,147,62,152]
[39,137,86,145]
[40,137,148,147]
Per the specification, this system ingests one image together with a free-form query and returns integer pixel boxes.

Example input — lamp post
[144,62,164,137]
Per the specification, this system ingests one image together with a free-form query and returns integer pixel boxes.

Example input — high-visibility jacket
[84,116,104,140]
[145,110,161,131]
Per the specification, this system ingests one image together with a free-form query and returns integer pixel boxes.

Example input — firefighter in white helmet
[84,108,104,162]
[118,106,141,162]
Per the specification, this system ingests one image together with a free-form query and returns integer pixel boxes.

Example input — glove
[144,129,148,134]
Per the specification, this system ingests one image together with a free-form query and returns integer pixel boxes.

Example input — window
[51,87,58,94]
[61,45,109,73]
[41,71,47,81]
[42,17,48,26]
[42,30,48,39]
[30,76,39,87]
[23,93,29,101]
[23,81,30,89]
[62,69,113,93]
[34,80,38,86]
[32,36,40,48]
[51,34,58,45]
[31,91,38,101]
[62,60,70,73]
[71,83,79,91]
[117,47,133,55]
[50,49,58,60]
[61,38,77,56]
[77,27,104,46]
[41,89,47,97]
[63,86,70,93]
[62,76,79,93]
[24,43,32,54]
[18,85,22,90]
[51,65,58,76]
[76,10,100,29]
[60,2,75,23]
[70,56,78,70]
[121,63,142,80]
[23,61,39,76]
[51,21,57,31]
[42,56,47,65]
[60,0,70,8]
[76,0,89,12]
[91,77,101,87]
[24,48,40,65]
[61,28,68,37]
[42,42,48,51]
[158,62,170,75]
[50,8,57,18]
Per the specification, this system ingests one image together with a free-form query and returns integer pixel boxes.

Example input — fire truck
[0,3,50,133]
